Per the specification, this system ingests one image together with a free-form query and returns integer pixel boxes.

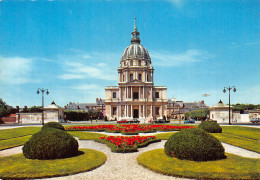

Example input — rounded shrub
[23,128,78,159]
[164,128,225,161]
[198,121,222,133]
[41,121,65,131]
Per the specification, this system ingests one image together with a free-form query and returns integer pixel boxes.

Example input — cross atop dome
[131,17,141,44]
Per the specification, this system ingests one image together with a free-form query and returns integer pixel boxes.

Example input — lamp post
[37,88,49,125]
[223,86,236,125]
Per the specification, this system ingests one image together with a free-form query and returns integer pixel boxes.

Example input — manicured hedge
[23,127,78,160]
[198,120,222,133]
[41,122,65,131]
[164,128,225,161]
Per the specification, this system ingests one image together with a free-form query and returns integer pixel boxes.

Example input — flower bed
[66,125,195,135]
[95,136,160,153]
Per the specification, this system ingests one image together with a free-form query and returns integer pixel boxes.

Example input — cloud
[0,56,38,84]
[150,49,212,67]
[167,0,184,7]
[58,52,119,81]
[71,84,103,90]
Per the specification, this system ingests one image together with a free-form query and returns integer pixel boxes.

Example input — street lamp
[37,88,49,125]
[223,86,236,125]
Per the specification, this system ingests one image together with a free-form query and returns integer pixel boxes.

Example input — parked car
[184,119,195,124]
[250,118,260,123]
[152,119,170,124]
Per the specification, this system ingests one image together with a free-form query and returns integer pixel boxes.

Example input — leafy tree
[185,109,209,120]
[29,106,42,112]
[22,106,29,113]
[0,98,11,117]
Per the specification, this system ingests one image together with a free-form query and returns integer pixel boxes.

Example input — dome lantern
[131,17,140,44]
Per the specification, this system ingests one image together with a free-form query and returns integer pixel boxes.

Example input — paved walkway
[0,136,259,180]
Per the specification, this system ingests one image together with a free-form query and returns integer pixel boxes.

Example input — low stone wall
[0,117,17,124]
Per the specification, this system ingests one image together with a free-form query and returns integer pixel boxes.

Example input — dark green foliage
[232,103,260,114]
[23,128,78,159]
[41,122,65,131]
[198,121,222,133]
[29,106,42,112]
[164,128,225,161]
[0,98,11,117]
[185,109,209,120]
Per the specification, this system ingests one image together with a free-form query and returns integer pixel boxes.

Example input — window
[113,107,117,115]
[113,92,116,98]
[155,107,160,115]
[138,60,141,66]
[130,74,133,81]
[133,92,138,99]
[145,61,147,66]
[155,92,159,98]
[138,74,142,81]
[130,61,133,66]
[123,75,125,82]
[147,75,149,82]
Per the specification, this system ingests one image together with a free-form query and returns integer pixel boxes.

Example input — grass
[212,133,260,153]
[155,132,176,140]
[0,148,107,179]
[221,126,260,140]
[0,135,31,150]
[0,127,41,140]
[138,149,260,180]
[67,131,107,140]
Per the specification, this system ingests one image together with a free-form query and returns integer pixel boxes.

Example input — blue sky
[0,0,259,107]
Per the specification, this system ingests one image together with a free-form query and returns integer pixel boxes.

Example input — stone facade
[105,19,167,122]
[17,102,64,124]
[210,100,233,123]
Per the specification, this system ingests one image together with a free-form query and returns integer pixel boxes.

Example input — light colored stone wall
[18,110,64,124]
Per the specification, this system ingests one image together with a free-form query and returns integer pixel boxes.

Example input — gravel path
[0,130,259,180]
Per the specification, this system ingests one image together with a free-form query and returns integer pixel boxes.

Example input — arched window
[138,60,141,66]
[130,61,133,66]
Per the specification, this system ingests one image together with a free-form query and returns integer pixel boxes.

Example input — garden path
[0,131,259,180]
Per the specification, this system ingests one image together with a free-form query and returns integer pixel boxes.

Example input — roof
[211,100,230,108]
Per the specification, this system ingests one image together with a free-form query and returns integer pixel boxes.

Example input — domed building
[105,18,168,122]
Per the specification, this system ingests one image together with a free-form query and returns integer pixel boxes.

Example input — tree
[29,106,42,112]
[0,98,11,117]
[185,109,209,120]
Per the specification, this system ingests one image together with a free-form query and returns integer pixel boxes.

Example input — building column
[160,104,163,119]
[131,105,133,118]
[143,87,145,99]
[131,86,133,99]
[151,87,153,100]
[119,105,121,119]
[127,87,129,99]
[151,105,153,117]
[125,87,127,99]
[126,71,128,82]
[125,104,127,118]
[139,105,142,118]
[117,105,119,120]
[119,88,121,101]
[143,104,145,118]
[139,87,141,99]
[110,105,112,118]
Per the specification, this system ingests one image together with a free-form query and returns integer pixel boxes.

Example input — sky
[0,0,259,108]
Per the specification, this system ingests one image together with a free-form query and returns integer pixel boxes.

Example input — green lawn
[67,131,107,140]
[0,148,106,179]
[138,149,260,180]
[212,133,260,153]
[0,127,41,140]
[221,126,260,140]
[0,135,31,150]
[155,132,176,140]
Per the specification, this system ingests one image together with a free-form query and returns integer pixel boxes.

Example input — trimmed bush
[41,122,65,131]
[164,128,225,161]
[23,128,78,159]
[198,121,222,133]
